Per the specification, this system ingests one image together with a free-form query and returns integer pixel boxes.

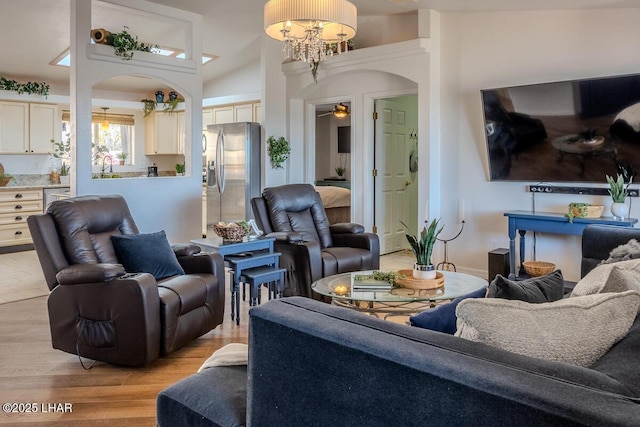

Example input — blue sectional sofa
[157,224,640,426]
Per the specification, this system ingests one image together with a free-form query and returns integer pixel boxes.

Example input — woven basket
[213,225,248,243]
[522,261,555,277]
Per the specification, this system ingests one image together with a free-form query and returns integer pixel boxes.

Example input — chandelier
[264,0,357,65]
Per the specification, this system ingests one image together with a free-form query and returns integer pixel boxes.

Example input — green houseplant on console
[402,218,443,280]
[607,173,633,219]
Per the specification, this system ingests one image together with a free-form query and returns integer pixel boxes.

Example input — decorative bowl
[213,224,248,243]
[585,205,604,218]
[522,261,555,277]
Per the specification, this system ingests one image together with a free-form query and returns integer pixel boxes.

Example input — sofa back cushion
[455,290,640,368]
[48,194,139,264]
[572,259,640,297]
[263,184,333,248]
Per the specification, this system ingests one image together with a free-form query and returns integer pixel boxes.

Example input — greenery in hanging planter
[267,136,291,169]
[140,99,156,117]
[108,26,159,60]
[163,97,184,114]
[0,76,49,97]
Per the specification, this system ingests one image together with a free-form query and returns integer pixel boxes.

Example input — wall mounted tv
[481,73,640,182]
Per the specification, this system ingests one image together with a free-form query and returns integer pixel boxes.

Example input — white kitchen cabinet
[0,102,58,154]
[210,102,261,125]
[144,110,184,155]
[202,109,214,130]
[0,188,43,247]
[29,103,59,153]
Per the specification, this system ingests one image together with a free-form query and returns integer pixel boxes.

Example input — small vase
[168,91,178,101]
[59,175,70,185]
[413,263,436,280]
[611,202,627,219]
[155,91,164,103]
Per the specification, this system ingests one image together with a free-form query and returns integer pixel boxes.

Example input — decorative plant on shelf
[267,136,291,169]
[116,152,128,165]
[0,76,49,97]
[335,166,346,178]
[163,96,184,114]
[108,26,159,60]
[175,163,185,175]
[141,99,156,117]
[606,173,633,203]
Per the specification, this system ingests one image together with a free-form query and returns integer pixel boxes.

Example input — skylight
[51,48,216,67]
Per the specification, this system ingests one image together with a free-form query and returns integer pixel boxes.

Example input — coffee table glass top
[312,270,487,303]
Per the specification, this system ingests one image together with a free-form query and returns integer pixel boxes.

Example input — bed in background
[315,185,351,224]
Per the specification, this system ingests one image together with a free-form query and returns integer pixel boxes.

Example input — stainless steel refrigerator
[204,122,261,235]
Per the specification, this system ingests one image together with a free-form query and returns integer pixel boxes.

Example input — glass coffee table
[312,270,488,318]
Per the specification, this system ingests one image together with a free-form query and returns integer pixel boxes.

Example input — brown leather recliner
[251,184,380,297]
[27,194,225,367]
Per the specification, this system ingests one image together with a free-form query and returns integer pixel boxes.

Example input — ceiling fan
[317,103,350,119]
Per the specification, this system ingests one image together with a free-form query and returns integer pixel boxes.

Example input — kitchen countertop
[0,174,69,190]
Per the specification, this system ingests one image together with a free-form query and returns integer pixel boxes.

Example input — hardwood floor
[0,250,412,425]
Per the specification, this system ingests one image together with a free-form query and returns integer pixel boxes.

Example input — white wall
[440,8,640,281]
[203,59,261,99]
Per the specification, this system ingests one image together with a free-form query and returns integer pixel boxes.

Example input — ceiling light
[100,107,109,131]
[333,103,349,119]
[264,0,357,64]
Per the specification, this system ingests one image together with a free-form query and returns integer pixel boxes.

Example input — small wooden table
[504,211,637,279]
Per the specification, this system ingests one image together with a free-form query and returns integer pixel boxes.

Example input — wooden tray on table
[396,269,445,290]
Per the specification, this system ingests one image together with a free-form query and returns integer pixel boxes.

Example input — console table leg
[518,230,526,276]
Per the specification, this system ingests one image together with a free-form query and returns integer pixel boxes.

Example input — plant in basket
[213,221,251,243]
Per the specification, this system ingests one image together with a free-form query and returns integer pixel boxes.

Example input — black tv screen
[481,73,640,182]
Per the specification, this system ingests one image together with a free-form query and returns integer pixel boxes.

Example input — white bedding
[615,102,640,132]
[315,185,351,208]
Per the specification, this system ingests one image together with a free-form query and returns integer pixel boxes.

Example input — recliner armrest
[330,223,364,234]
[177,252,225,277]
[55,263,126,285]
[266,231,304,243]
[172,243,202,257]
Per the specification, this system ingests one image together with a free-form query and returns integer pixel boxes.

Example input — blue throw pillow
[409,287,487,334]
[111,230,185,280]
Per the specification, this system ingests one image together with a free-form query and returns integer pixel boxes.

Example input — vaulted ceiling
[1,0,638,96]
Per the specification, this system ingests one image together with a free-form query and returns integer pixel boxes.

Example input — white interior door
[374,98,415,254]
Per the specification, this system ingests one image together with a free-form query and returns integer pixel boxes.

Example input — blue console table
[504,211,637,279]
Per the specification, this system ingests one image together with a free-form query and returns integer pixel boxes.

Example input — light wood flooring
[0,249,412,426]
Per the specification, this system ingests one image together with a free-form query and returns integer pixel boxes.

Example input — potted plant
[0,173,14,187]
[108,26,158,60]
[267,136,291,169]
[163,96,184,114]
[335,166,346,179]
[607,173,633,219]
[116,152,128,165]
[50,137,71,184]
[175,163,185,176]
[402,218,444,280]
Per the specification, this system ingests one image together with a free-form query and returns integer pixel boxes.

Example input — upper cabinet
[145,110,184,155]
[203,102,261,126]
[0,102,57,154]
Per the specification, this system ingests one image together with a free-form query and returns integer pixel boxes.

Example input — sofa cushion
[487,270,564,302]
[455,290,640,367]
[409,287,486,334]
[111,230,185,280]
[572,258,640,297]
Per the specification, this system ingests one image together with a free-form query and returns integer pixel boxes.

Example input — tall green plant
[606,173,633,203]
[402,219,443,266]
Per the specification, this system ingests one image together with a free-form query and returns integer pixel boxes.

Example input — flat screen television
[481,73,640,182]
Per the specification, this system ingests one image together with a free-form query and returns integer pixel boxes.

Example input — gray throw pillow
[487,270,564,303]
[455,290,640,367]
[601,239,640,264]
[572,259,640,297]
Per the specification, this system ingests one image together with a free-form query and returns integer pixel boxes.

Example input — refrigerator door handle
[216,129,225,193]
[202,133,207,153]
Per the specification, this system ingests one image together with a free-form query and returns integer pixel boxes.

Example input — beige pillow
[455,291,640,367]
[197,343,248,372]
[572,259,640,296]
